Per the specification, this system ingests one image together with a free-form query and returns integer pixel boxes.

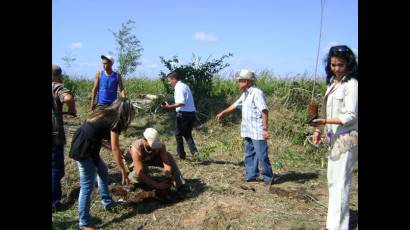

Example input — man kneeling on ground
[125,128,186,191]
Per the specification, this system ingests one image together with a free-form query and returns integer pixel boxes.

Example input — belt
[177,111,196,114]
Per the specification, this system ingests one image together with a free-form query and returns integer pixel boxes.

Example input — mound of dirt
[269,186,321,204]
[110,182,184,204]
[183,197,247,229]
[111,186,158,203]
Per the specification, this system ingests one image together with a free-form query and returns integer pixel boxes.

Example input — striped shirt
[233,86,268,140]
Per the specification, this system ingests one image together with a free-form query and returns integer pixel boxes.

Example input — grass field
[52,73,358,229]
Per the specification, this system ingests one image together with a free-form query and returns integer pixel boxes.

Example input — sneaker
[240,185,256,191]
[241,178,258,182]
[264,177,275,186]
[79,226,96,230]
[175,152,186,160]
[177,184,191,193]
[176,184,191,198]
[52,202,66,213]
[104,200,126,212]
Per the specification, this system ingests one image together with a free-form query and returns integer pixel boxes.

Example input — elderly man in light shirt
[161,72,198,159]
[216,69,274,185]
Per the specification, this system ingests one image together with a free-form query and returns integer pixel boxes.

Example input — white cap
[101,54,114,64]
[143,128,162,150]
[236,69,256,81]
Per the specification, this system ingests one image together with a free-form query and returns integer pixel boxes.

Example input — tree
[61,51,76,69]
[111,19,143,78]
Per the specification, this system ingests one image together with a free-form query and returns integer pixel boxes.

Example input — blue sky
[52,0,358,79]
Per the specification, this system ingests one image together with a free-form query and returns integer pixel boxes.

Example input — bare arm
[312,117,342,126]
[261,109,269,139]
[90,71,100,111]
[62,92,77,116]
[110,131,130,185]
[159,144,172,177]
[311,117,343,145]
[118,73,126,97]
[215,104,237,123]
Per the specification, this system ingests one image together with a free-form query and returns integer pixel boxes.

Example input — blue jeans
[244,137,273,184]
[76,158,114,227]
[52,145,65,207]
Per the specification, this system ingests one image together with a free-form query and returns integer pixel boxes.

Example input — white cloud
[194,32,218,42]
[70,42,83,49]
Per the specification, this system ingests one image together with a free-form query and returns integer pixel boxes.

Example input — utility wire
[311,0,326,100]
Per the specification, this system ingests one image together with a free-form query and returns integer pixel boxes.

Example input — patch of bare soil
[182,196,247,230]
[110,179,184,204]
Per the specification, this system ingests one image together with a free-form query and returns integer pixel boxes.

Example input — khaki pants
[128,152,185,189]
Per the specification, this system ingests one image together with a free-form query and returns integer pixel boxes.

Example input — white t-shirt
[174,81,196,112]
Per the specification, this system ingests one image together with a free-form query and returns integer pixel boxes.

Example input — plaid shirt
[52,82,73,145]
[233,86,268,140]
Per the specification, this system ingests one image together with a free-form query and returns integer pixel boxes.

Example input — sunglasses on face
[330,46,350,53]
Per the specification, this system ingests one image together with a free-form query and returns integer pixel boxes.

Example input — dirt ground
[52,116,358,230]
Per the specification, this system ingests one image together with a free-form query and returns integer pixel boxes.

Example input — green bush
[158,53,233,110]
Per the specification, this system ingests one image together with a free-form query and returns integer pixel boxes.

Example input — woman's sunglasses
[330,46,350,53]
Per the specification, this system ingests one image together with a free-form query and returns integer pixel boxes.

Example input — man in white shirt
[160,72,198,159]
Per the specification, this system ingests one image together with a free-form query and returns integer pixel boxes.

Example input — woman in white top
[312,45,358,230]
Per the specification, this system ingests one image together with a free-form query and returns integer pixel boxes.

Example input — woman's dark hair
[87,97,135,133]
[324,45,358,85]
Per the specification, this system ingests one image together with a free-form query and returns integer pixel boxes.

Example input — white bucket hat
[143,128,162,150]
[236,69,256,81]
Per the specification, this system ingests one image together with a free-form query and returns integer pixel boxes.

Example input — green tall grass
[62,71,328,168]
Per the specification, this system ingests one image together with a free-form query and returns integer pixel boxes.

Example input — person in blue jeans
[90,54,125,111]
[69,97,135,230]
[52,64,77,212]
[215,69,274,185]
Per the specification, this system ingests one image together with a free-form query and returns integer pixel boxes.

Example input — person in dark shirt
[69,97,135,230]
[51,64,76,212]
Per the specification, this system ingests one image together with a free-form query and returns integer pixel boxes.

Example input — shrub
[158,53,233,109]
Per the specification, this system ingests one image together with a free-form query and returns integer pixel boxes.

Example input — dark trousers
[52,144,65,206]
[175,111,198,156]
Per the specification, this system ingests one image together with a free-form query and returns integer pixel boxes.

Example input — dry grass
[53,85,358,230]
